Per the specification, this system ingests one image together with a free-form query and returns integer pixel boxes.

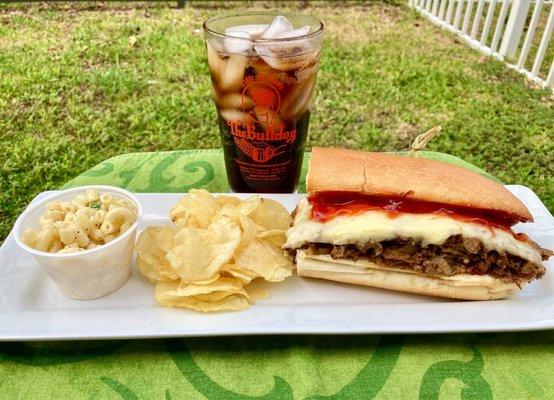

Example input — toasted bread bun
[296,250,519,300]
[307,147,532,223]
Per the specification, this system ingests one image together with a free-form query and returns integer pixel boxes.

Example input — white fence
[409,0,554,88]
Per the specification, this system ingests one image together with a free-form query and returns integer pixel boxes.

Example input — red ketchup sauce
[308,192,527,241]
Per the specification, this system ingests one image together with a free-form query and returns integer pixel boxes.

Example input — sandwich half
[284,147,552,300]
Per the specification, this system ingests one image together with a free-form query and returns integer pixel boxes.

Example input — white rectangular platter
[0,185,553,340]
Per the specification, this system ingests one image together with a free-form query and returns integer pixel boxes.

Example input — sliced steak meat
[303,235,547,285]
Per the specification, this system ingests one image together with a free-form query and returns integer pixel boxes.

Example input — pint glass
[203,12,324,192]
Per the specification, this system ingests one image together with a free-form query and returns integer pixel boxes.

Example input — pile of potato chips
[135,189,293,312]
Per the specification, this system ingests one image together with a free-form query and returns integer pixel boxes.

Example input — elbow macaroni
[22,189,137,254]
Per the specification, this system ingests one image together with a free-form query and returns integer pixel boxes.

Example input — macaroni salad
[22,189,138,253]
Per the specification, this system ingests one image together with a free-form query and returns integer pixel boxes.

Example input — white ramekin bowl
[13,185,143,300]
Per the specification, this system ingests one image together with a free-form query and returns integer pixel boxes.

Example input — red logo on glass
[226,74,296,163]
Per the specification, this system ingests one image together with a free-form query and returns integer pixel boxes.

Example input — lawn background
[0,1,552,243]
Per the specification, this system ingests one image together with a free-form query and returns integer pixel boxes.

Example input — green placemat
[61,149,500,192]
[2,150,552,400]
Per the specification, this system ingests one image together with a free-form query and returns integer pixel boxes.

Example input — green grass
[0,1,553,243]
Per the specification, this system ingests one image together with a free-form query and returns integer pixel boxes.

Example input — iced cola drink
[203,13,324,192]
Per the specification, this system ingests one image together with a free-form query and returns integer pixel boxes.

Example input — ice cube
[207,41,248,92]
[281,68,317,118]
[206,41,225,80]
[220,109,250,124]
[254,107,282,130]
[206,37,225,54]
[218,54,248,92]
[224,31,252,54]
[217,92,253,111]
[276,25,310,39]
[254,20,315,71]
[260,15,294,39]
[255,43,317,72]
[225,24,268,40]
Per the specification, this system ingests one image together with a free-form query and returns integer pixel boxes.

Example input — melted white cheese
[285,198,542,264]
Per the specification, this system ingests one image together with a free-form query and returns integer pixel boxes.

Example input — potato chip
[256,229,287,248]
[155,278,251,312]
[136,226,178,259]
[221,264,259,284]
[213,204,239,224]
[136,190,294,312]
[249,198,291,231]
[166,217,241,283]
[245,285,269,301]
[236,196,262,216]
[237,214,265,252]
[214,205,266,253]
[163,294,251,312]
[137,256,178,283]
[135,226,180,282]
[216,195,242,208]
[159,276,246,296]
[235,239,293,282]
[170,189,221,229]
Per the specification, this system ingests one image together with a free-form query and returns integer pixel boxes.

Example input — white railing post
[491,0,511,53]
[426,0,433,12]
[546,59,554,87]
[480,0,498,46]
[517,0,544,69]
[432,0,440,15]
[446,0,456,25]
[438,0,448,19]
[453,0,466,29]
[531,4,554,76]
[499,0,532,57]
[471,0,486,39]
[461,0,475,34]
[445,0,456,23]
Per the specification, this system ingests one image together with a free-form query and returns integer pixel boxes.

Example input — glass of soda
[203,12,324,193]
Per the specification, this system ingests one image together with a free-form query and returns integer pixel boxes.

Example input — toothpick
[408,126,442,156]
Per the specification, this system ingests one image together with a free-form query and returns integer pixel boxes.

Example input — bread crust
[296,251,519,300]
[307,147,532,223]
